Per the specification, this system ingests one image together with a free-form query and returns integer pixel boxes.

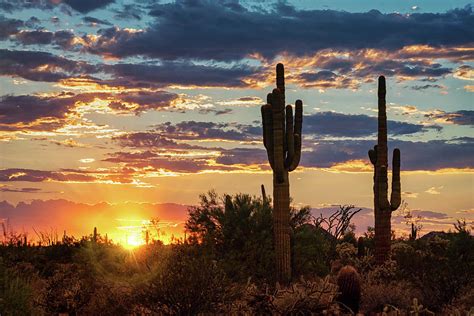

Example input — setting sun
[122,232,145,250]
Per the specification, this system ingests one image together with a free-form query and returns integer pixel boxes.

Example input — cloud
[0,0,55,12]
[104,151,212,173]
[0,187,48,193]
[85,2,474,61]
[0,90,180,132]
[113,4,145,20]
[0,15,23,39]
[63,0,115,13]
[465,85,474,92]
[0,93,79,127]
[0,168,98,183]
[15,30,76,49]
[155,121,260,142]
[409,84,444,90]
[102,61,259,88]
[112,133,201,150]
[425,186,443,195]
[83,16,112,26]
[214,147,268,166]
[304,111,437,137]
[454,65,474,81]
[424,110,474,126]
[0,49,93,82]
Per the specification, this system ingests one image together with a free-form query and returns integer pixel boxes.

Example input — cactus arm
[288,99,303,171]
[262,104,275,169]
[368,145,377,165]
[390,148,401,211]
[261,105,267,148]
[285,105,295,168]
[272,88,285,183]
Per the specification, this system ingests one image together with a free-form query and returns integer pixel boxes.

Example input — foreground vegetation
[1,192,473,315]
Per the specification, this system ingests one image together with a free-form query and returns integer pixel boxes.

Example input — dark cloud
[102,61,259,88]
[83,16,112,26]
[425,110,474,126]
[351,60,451,78]
[15,30,76,49]
[0,167,143,184]
[113,90,179,112]
[409,84,444,90]
[0,187,43,193]
[0,0,54,12]
[0,168,97,183]
[0,49,256,89]
[214,148,268,166]
[0,15,23,39]
[112,133,200,150]
[0,93,78,126]
[112,120,262,149]
[113,4,145,20]
[0,49,93,82]
[86,2,474,61]
[292,57,453,89]
[198,108,233,115]
[0,90,179,131]
[209,138,474,171]
[304,112,436,137]
[300,138,474,170]
[63,0,115,13]
[154,121,260,142]
[104,151,209,173]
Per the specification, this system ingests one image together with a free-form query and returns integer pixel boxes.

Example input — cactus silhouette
[368,76,401,264]
[93,227,97,243]
[261,63,303,283]
[336,265,361,314]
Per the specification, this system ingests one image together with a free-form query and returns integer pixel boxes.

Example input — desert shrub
[185,191,314,282]
[138,244,233,314]
[81,282,135,315]
[292,223,332,277]
[39,263,95,314]
[393,232,474,310]
[227,276,340,314]
[0,259,36,316]
[361,279,422,313]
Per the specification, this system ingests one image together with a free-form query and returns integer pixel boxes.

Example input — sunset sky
[0,0,473,244]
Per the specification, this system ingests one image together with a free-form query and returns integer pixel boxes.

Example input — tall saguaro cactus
[368,76,401,264]
[261,63,303,283]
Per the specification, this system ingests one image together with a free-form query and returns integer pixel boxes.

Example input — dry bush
[223,276,347,314]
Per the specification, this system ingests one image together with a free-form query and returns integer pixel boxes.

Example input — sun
[121,232,145,250]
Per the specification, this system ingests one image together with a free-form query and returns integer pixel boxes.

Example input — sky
[0,0,473,245]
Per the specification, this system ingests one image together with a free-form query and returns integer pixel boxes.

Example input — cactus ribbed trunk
[261,64,303,284]
[374,206,392,263]
[369,76,401,265]
[273,177,291,283]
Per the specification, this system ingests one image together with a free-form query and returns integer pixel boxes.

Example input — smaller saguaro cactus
[261,184,267,202]
[93,227,97,243]
[368,76,402,264]
[336,265,361,314]
[145,230,150,245]
[357,236,365,258]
